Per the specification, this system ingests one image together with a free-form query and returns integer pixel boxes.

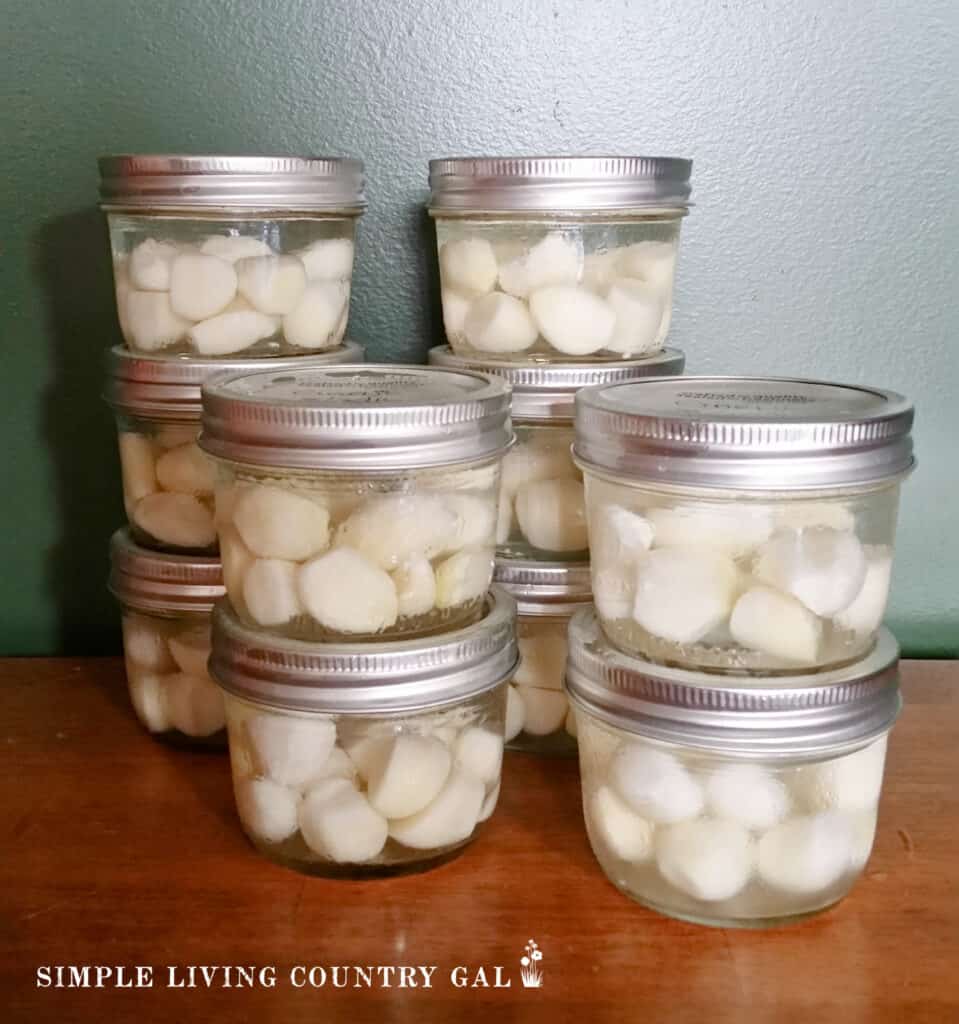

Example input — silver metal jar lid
[98,154,366,212]
[210,586,518,715]
[493,560,592,617]
[574,376,915,490]
[108,529,224,614]
[428,156,692,213]
[200,364,514,471]
[566,608,901,760]
[103,342,365,420]
[428,346,686,421]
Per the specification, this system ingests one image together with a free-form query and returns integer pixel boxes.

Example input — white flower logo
[520,939,544,988]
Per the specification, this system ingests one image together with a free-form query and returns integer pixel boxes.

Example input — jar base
[618,888,846,930]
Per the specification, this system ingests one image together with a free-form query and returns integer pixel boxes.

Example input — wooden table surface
[1,658,957,1023]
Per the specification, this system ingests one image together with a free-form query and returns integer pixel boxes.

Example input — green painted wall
[2,0,957,656]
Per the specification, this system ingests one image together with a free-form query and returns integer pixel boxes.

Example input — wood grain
[1,658,957,1023]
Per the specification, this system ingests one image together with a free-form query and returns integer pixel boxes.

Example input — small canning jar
[209,587,517,877]
[567,608,901,927]
[428,156,691,362]
[108,529,227,748]
[200,364,513,642]
[99,155,365,357]
[493,561,592,755]
[574,377,915,675]
[104,343,363,554]
[430,345,684,561]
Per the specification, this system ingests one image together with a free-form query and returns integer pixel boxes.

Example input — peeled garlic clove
[454,727,503,785]
[441,288,472,336]
[528,286,615,355]
[518,688,567,736]
[243,559,303,627]
[155,443,215,496]
[235,254,307,315]
[514,478,588,552]
[200,235,273,262]
[755,527,867,617]
[233,484,330,561]
[615,240,676,290]
[604,277,665,355]
[125,290,191,351]
[165,673,225,737]
[591,505,654,569]
[340,734,385,780]
[833,545,893,634]
[439,238,498,295]
[505,685,525,741]
[794,738,886,813]
[123,614,173,671]
[775,502,856,532]
[234,777,300,843]
[169,252,237,320]
[646,504,773,557]
[444,493,497,551]
[633,548,739,644]
[366,734,452,818]
[188,311,278,355]
[129,238,180,291]
[581,250,619,294]
[463,292,538,353]
[219,528,255,605]
[847,809,878,871]
[705,763,791,830]
[303,746,357,788]
[497,232,581,298]
[500,440,577,499]
[299,547,398,633]
[610,744,703,824]
[298,238,354,281]
[478,782,500,823]
[167,623,212,677]
[496,491,513,544]
[389,767,485,850]
[118,433,158,505]
[335,494,456,570]
[299,782,388,862]
[591,786,654,862]
[246,713,337,788]
[514,626,567,690]
[283,282,348,349]
[757,812,853,894]
[656,819,755,902]
[434,548,491,609]
[127,669,172,732]
[392,554,436,618]
[154,424,198,449]
[728,585,822,664]
[133,493,217,549]
[592,567,636,622]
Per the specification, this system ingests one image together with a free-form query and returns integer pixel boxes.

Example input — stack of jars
[566,375,915,926]
[427,156,692,755]
[102,155,368,752]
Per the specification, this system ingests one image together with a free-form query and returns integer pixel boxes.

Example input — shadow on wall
[419,206,444,354]
[33,208,124,655]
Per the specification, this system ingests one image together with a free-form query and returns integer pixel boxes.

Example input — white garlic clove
[118,433,158,505]
[441,288,473,336]
[775,502,856,532]
[219,528,255,607]
[591,786,654,863]
[165,673,225,737]
[283,282,348,349]
[757,812,854,894]
[123,614,173,671]
[154,424,198,449]
[500,440,578,500]
[444,493,497,551]
[128,238,180,291]
[433,548,492,609]
[388,767,485,850]
[132,493,217,549]
[833,545,893,635]
[200,235,273,262]
[793,738,886,813]
[646,504,774,557]
[127,668,172,733]
[496,490,513,545]
[632,548,740,644]
[514,627,568,690]
[391,554,437,617]
[167,623,212,678]
[591,505,654,569]
[528,286,616,355]
[505,685,525,742]
[169,252,238,320]
[454,727,503,785]
[155,443,215,496]
[235,254,307,315]
[610,744,704,824]
[656,819,755,902]
[581,250,619,294]
[439,238,498,295]
[705,763,791,830]
[518,688,567,736]
[847,809,878,871]
[729,585,823,664]
[463,292,538,353]
[514,477,588,552]
[234,777,300,843]
[125,290,191,351]
[242,559,303,627]
[246,713,337,788]
[297,238,354,281]
[233,484,330,561]
[477,782,500,823]
[604,277,665,356]
[592,567,636,622]
[302,746,357,788]
[299,547,399,633]
[497,232,581,298]
[615,240,677,290]
[366,734,452,819]
[335,494,456,570]
[188,311,278,355]
[755,526,867,617]
[298,781,388,863]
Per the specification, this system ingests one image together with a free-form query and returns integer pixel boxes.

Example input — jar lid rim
[108,529,223,612]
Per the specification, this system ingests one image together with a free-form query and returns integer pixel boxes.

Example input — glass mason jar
[493,561,592,755]
[108,529,227,748]
[567,608,901,927]
[429,345,684,562]
[99,155,365,357]
[575,377,915,675]
[200,364,513,642]
[104,343,363,554]
[209,587,517,877]
[428,156,691,362]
